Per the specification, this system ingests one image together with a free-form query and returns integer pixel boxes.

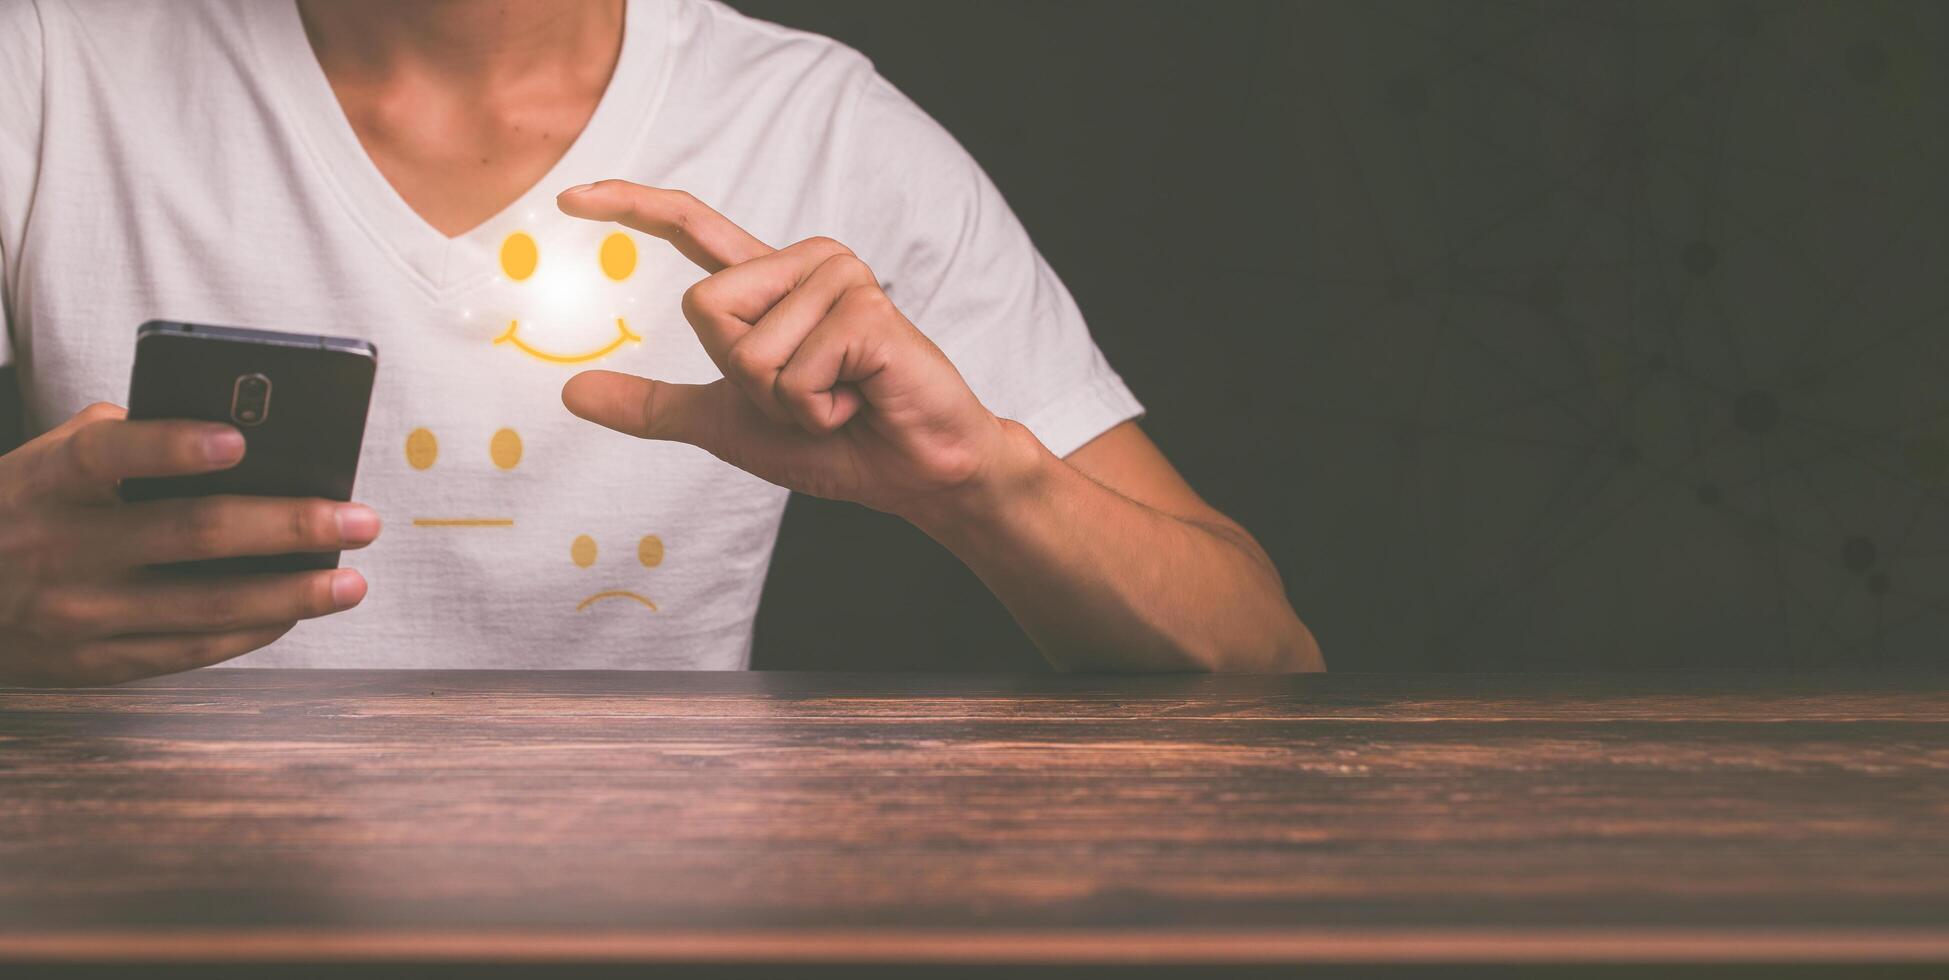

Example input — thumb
[562,370,728,447]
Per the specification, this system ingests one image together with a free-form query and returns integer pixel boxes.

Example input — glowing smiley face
[571,531,665,613]
[493,229,643,364]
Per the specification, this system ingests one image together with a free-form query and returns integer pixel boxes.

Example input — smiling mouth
[494,318,641,364]
[577,590,658,612]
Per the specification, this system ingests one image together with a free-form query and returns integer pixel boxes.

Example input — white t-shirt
[0,0,1141,668]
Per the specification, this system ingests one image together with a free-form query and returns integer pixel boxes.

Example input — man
[0,0,1320,683]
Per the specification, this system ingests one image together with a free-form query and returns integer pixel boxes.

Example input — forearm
[909,421,1321,673]
[546,183,1315,670]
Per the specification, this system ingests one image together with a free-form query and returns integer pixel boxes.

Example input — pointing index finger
[557,180,773,273]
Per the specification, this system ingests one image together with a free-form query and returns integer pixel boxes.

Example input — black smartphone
[119,320,378,574]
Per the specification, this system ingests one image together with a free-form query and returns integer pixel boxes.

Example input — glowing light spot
[490,428,523,470]
[600,232,637,281]
[405,428,438,470]
[500,231,538,281]
[571,534,597,568]
[638,534,664,567]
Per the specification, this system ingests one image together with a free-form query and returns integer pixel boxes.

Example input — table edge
[4,929,1947,965]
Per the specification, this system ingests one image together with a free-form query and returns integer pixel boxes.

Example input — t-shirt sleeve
[830,72,1142,459]
[0,0,47,370]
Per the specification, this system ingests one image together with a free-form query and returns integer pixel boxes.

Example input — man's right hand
[0,403,379,687]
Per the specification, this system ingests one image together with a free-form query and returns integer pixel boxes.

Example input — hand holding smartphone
[120,320,379,572]
[0,321,379,686]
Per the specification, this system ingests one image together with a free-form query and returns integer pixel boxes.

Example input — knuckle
[200,589,248,631]
[233,624,296,662]
[63,423,114,484]
[681,278,719,318]
[781,391,830,433]
[22,589,90,639]
[176,633,232,669]
[773,361,812,397]
[64,645,126,686]
[724,338,774,382]
[664,189,700,230]
[771,370,838,434]
[254,624,297,654]
[799,236,854,258]
[775,378,814,410]
[302,574,339,617]
[288,501,335,548]
[177,499,231,559]
[844,281,898,317]
[0,520,54,579]
[820,252,873,281]
[638,379,670,439]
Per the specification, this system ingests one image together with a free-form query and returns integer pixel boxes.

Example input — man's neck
[294,0,628,238]
[297,0,625,90]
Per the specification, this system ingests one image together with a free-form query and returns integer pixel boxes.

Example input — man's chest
[15,122,800,648]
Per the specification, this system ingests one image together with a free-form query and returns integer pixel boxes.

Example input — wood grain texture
[1,670,1945,971]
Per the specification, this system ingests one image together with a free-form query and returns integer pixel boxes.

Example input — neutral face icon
[494,229,642,364]
[405,426,521,528]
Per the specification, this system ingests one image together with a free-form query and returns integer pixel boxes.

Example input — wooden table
[1,670,1945,977]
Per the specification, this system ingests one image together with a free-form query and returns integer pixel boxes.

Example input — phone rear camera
[231,373,272,426]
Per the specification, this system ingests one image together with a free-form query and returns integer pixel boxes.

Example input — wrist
[902,418,1058,544]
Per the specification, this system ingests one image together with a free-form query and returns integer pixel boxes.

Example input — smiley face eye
[490,428,523,470]
[406,428,438,470]
[571,534,662,567]
[599,232,637,281]
[500,231,539,281]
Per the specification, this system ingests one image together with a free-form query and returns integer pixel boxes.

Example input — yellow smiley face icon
[493,229,643,364]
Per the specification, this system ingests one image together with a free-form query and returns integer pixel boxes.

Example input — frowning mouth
[576,590,658,612]
[494,318,641,364]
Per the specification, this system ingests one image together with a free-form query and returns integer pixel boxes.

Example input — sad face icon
[570,532,664,613]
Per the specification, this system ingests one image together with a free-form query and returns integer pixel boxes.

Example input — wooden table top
[1,669,1945,973]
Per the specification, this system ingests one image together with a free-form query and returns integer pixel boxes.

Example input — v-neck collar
[244,0,676,300]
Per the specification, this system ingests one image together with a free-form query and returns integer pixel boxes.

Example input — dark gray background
[742,0,1949,671]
